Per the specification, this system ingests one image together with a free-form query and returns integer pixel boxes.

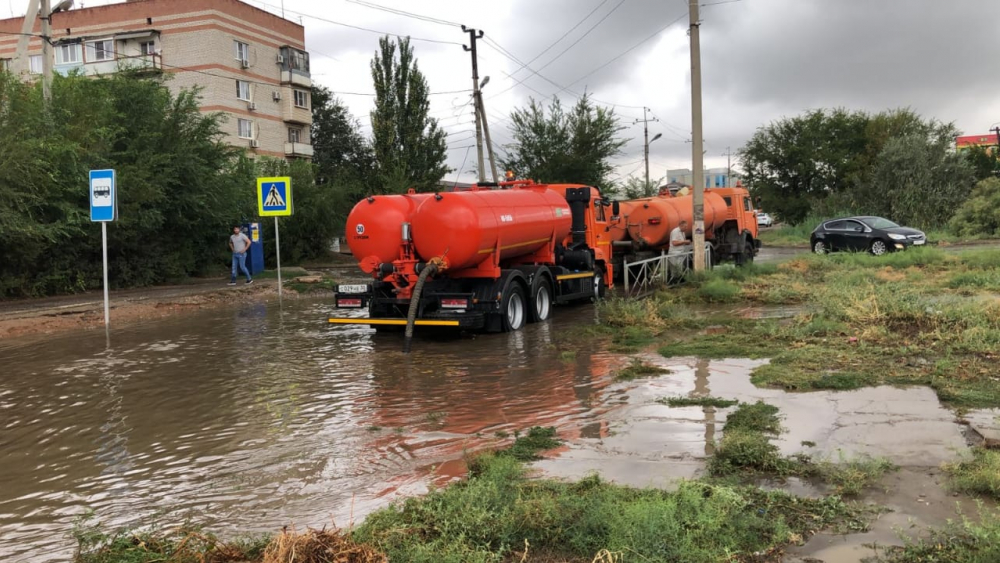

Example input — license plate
[338,284,369,294]
[913,240,925,246]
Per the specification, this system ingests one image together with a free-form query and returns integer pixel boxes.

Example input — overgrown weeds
[874,505,1000,563]
[945,448,1000,499]
[74,520,269,563]
[614,358,669,381]
[659,396,739,408]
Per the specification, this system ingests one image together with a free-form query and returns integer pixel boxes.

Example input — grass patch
[494,426,561,463]
[355,453,876,562]
[558,350,577,362]
[285,278,338,294]
[697,278,741,302]
[74,521,270,563]
[659,396,739,408]
[614,358,670,381]
[708,402,895,495]
[874,507,1000,563]
[945,448,1000,499]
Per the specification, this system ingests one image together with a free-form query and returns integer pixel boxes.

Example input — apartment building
[0,0,313,160]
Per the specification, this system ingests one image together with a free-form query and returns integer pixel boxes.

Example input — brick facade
[0,0,312,160]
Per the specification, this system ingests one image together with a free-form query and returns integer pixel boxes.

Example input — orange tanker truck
[330,178,617,349]
[609,184,761,273]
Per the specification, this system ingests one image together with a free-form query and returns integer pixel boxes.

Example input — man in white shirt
[667,220,691,280]
[228,225,254,286]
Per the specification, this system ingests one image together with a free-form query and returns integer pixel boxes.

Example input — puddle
[537,357,968,488]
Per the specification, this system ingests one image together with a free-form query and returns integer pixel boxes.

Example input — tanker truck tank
[345,192,431,274]
[625,191,729,249]
[409,187,572,271]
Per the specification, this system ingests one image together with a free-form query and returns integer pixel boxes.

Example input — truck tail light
[440,298,470,309]
[648,217,661,225]
[337,297,363,308]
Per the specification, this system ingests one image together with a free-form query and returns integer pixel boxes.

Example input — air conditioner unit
[272,91,281,102]
[240,58,250,69]
[247,102,257,111]
[276,54,284,64]
[249,139,260,148]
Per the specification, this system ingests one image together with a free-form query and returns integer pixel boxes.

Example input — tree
[501,95,626,188]
[606,175,661,199]
[949,177,1000,237]
[963,144,1000,182]
[739,108,869,225]
[859,133,973,228]
[370,36,448,193]
[311,85,376,230]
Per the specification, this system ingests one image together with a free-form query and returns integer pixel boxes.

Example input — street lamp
[644,133,662,196]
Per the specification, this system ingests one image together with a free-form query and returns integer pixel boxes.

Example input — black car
[810,216,926,256]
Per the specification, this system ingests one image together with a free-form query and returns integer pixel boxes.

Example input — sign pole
[102,221,110,327]
[274,216,282,299]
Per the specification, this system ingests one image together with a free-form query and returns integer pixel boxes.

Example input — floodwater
[0,299,622,562]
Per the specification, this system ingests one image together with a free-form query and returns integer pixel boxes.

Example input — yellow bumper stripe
[328,318,461,327]
[556,272,595,281]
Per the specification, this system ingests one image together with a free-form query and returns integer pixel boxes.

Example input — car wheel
[812,240,827,255]
[870,240,889,256]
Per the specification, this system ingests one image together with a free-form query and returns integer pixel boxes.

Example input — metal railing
[623,243,713,297]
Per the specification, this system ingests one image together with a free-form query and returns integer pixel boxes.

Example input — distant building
[667,167,739,188]
[956,133,998,154]
[0,0,313,160]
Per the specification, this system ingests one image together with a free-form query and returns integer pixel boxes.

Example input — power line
[253,0,462,45]
[506,0,610,79]
[557,10,688,94]
[345,0,463,27]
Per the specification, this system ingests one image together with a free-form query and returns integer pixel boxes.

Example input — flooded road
[0,299,621,562]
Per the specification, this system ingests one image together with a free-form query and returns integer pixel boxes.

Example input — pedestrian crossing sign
[257,176,292,216]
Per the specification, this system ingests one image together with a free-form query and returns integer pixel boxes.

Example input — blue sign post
[90,170,117,327]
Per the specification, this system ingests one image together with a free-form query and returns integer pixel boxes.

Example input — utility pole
[722,146,733,187]
[13,0,40,77]
[40,0,52,103]
[992,126,1000,149]
[635,107,660,196]
[475,86,499,183]
[689,0,706,272]
[462,25,486,183]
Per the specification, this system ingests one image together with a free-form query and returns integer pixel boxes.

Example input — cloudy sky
[16,0,1000,184]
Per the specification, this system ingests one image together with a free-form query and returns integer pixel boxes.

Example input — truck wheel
[501,284,527,332]
[529,279,552,323]
[590,267,606,302]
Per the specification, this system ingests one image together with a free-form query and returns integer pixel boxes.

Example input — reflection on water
[0,299,618,562]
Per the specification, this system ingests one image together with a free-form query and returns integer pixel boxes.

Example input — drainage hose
[402,260,440,354]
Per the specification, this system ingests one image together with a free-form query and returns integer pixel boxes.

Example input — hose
[402,258,442,353]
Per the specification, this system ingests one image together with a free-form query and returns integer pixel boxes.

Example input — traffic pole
[689,0,706,272]
[274,216,282,299]
[102,221,109,327]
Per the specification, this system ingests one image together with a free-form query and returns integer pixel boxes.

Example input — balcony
[118,53,162,74]
[285,142,314,159]
[280,69,311,88]
[281,89,311,125]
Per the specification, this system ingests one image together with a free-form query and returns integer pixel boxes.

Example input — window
[845,220,865,233]
[825,220,846,231]
[29,55,42,74]
[593,199,606,222]
[237,118,253,139]
[233,40,249,62]
[288,127,302,143]
[236,80,251,101]
[722,196,732,207]
[293,89,308,108]
[140,41,155,56]
[86,39,114,62]
[289,49,309,72]
[0,58,10,70]
[743,197,752,212]
[56,43,82,65]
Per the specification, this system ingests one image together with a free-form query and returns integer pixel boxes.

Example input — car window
[864,217,900,229]
[825,220,845,231]
[723,196,732,207]
[743,197,752,212]
[845,220,865,233]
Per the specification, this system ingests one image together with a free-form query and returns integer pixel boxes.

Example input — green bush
[949,178,1000,238]
[697,278,741,302]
